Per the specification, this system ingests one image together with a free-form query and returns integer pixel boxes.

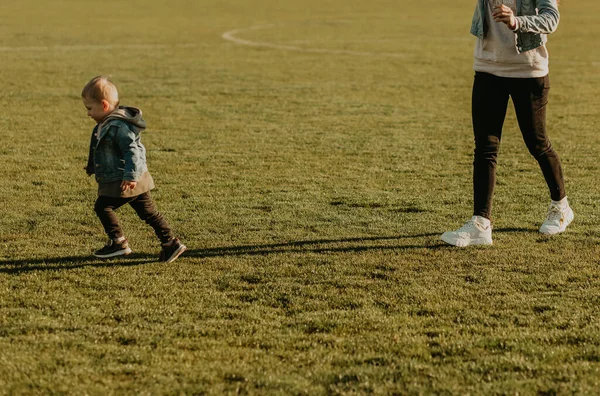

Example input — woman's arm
[514,0,560,35]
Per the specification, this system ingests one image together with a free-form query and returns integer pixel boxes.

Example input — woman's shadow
[0,232,446,273]
[0,228,531,274]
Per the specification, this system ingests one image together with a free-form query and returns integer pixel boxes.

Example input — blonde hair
[81,75,119,106]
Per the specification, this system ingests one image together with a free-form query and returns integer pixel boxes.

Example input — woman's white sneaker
[441,216,493,247]
[539,200,574,235]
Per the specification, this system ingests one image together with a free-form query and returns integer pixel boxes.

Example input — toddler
[82,76,186,262]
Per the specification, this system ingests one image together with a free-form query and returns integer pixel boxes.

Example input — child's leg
[128,192,174,244]
[94,196,130,240]
[510,75,566,202]
[472,72,510,219]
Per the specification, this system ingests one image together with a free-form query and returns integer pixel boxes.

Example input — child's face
[82,97,113,123]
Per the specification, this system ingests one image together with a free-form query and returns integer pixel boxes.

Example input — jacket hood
[101,106,146,132]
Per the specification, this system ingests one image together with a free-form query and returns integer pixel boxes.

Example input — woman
[441,0,573,247]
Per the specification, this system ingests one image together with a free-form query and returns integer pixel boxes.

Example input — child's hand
[492,5,517,30]
[121,180,137,191]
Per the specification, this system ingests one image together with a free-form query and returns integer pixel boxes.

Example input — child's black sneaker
[94,239,132,258]
[159,238,187,263]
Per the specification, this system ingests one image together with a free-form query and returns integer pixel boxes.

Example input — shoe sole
[94,248,133,259]
[165,244,187,263]
[441,234,493,247]
[539,208,574,235]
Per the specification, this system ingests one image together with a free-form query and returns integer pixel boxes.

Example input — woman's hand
[492,5,517,30]
[121,180,137,191]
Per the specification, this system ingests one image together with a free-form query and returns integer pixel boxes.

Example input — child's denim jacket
[471,0,560,54]
[86,106,148,184]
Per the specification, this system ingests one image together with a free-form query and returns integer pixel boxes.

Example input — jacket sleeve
[85,126,98,175]
[114,124,145,182]
[514,0,560,34]
[470,0,487,39]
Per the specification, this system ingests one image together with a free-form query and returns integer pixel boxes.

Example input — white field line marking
[222,24,406,58]
[0,43,197,52]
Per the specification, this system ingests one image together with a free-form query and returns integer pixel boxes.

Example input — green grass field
[1,0,600,394]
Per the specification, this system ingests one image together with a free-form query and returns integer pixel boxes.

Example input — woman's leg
[509,75,566,201]
[472,72,510,219]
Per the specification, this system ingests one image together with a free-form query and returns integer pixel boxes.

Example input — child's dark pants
[472,72,566,219]
[94,192,174,244]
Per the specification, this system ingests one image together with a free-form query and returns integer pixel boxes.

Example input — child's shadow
[0,232,455,274]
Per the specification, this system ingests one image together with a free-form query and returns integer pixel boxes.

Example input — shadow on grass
[494,227,535,233]
[0,233,446,274]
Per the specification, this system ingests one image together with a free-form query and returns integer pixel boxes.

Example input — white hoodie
[473,0,549,78]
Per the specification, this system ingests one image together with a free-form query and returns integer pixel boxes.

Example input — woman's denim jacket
[471,0,560,53]
[85,107,148,184]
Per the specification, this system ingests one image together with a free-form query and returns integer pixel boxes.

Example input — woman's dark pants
[472,72,566,219]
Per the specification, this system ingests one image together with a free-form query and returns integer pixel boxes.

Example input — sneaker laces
[457,219,476,232]
[545,204,563,222]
